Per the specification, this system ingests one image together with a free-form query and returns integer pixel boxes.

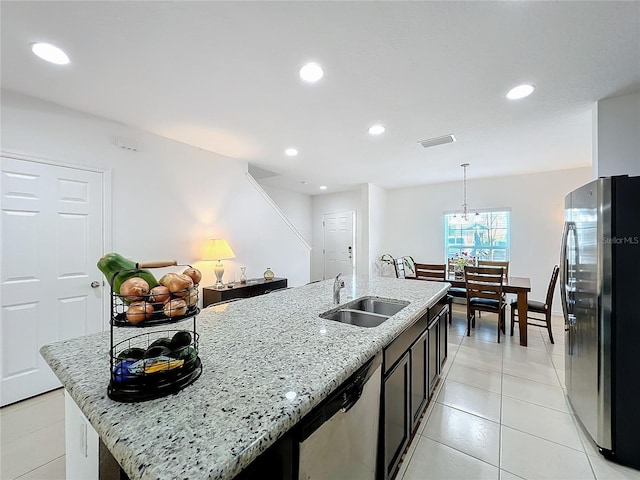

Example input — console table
[202,277,288,307]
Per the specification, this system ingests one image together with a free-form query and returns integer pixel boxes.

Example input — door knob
[91,281,101,288]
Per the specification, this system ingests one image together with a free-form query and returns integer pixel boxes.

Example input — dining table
[446,274,532,346]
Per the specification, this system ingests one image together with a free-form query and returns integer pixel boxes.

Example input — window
[444,210,511,262]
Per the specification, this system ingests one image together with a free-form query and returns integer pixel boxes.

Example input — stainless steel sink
[322,309,389,328]
[320,297,409,328]
[347,298,408,316]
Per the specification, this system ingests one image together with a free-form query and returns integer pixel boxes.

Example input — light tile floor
[2,307,640,480]
[398,306,640,480]
[0,388,65,479]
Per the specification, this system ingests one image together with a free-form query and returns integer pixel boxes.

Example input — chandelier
[451,163,480,225]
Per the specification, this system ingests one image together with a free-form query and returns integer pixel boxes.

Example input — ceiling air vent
[418,134,456,149]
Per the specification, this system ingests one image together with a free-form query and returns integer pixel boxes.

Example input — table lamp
[203,238,236,289]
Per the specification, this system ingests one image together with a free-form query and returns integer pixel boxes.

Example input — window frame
[444,208,511,263]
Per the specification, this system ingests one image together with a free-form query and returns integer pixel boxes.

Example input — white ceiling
[2,1,639,195]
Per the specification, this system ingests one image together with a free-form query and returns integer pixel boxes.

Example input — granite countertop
[40,275,449,480]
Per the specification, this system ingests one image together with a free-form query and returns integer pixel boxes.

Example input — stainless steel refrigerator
[561,175,640,469]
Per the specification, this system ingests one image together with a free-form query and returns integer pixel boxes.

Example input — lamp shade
[202,239,236,261]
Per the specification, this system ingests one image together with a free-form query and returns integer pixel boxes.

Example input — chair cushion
[470,297,501,309]
[448,287,467,297]
[510,299,547,313]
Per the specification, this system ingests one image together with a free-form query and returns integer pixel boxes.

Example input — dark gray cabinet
[383,352,410,480]
[427,317,439,393]
[439,309,448,372]
[381,297,449,480]
[410,329,428,432]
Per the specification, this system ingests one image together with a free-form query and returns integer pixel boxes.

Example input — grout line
[499,391,571,415]
[418,435,500,472]
[501,423,590,455]
[434,398,501,426]
[500,466,527,480]
[13,454,65,480]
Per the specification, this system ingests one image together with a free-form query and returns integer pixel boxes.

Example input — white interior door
[1,156,105,406]
[323,211,355,280]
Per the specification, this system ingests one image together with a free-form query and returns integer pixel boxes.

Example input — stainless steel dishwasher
[298,353,382,480]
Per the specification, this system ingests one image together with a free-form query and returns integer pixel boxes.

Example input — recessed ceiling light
[319,185,328,190]
[299,62,324,83]
[368,125,386,135]
[31,42,70,65]
[285,148,298,157]
[506,84,535,100]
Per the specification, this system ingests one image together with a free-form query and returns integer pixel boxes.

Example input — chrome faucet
[333,273,345,304]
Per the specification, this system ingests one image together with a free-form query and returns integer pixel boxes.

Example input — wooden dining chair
[414,263,446,281]
[477,260,509,278]
[475,260,509,319]
[413,263,453,324]
[464,265,506,343]
[511,265,560,343]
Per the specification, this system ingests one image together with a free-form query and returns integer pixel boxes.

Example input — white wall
[311,189,362,281]
[261,184,313,244]
[383,167,592,312]
[366,183,388,276]
[593,91,640,178]
[1,90,311,290]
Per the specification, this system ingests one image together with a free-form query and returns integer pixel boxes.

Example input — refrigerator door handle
[560,221,571,327]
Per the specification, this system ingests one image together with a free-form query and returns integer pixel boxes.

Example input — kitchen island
[40,276,449,480]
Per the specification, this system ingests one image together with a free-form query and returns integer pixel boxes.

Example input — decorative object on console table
[239,266,247,284]
[202,277,287,307]
[202,238,236,290]
[263,267,275,280]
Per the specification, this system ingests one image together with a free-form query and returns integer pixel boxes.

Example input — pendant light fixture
[451,163,480,225]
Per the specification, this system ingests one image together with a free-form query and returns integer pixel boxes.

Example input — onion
[119,277,150,301]
[159,273,179,287]
[126,301,153,323]
[185,287,198,308]
[160,273,193,297]
[163,299,187,318]
[182,268,202,285]
[149,285,171,305]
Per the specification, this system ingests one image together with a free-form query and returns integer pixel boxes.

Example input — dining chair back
[414,263,446,281]
[477,260,510,278]
[465,265,506,343]
[413,263,453,324]
[510,265,560,343]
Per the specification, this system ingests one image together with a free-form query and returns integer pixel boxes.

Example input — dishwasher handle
[298,354,381,442]
[340,383,365,413]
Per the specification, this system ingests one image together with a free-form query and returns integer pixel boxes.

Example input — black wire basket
[107,261,203,402]
[108,328,202,402]
[110,263,200,327]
